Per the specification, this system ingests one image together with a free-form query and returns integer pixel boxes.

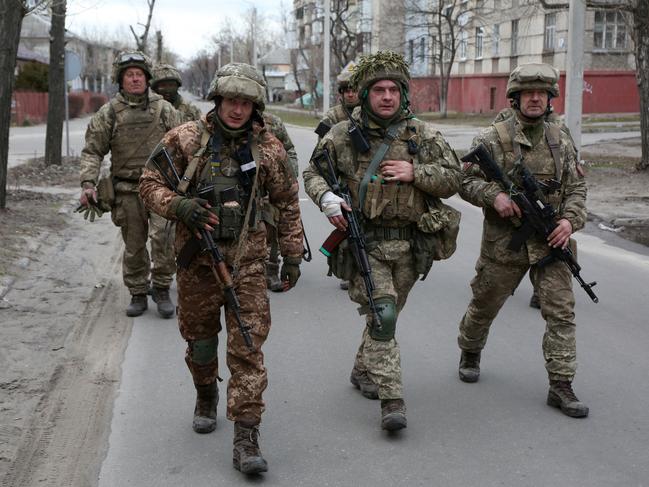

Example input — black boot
[529,292,541,309]
[350,366,379,399]
[126,294,148,317]
[233,422,268,475]
[265,262,283,292]
[381,399,407,431]
[151,287,175,318]
[192,382,218,433]
[459,350,481,383]
[547,380,589,418]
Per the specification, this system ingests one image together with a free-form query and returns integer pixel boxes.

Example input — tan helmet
[111,50,153,84]
[506,63,560,98]
[336,61,356,91]
[207,62,267,110]
[151,63,182,88]
[350,50,410,96]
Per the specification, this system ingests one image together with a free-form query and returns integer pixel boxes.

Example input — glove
[171,197,216,234]
[320,191,345,218]
[75,203,104,222]
[280,256,302,290]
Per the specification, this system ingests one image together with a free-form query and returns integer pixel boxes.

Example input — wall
[11,90,108,125]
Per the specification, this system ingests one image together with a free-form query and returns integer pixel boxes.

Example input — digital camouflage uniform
[80,61,179,298]
[303,52,462,407]
[458,65,587,384]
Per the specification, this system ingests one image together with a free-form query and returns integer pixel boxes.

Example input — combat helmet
[112,50,153,84]
[506,63,560,98]
[350,51,410,97]
[336,61,356,93]
[151,63,183,89]
[207,62,266,110]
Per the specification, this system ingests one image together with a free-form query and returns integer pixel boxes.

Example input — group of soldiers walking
[77,47,589,476]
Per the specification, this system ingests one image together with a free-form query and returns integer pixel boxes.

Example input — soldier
[303,51,462,431]
[139,63,303,475]
[78,50,179,318]
[151,63,202,123]
[457,63,589,418]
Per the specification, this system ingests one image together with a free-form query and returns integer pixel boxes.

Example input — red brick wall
[11,91,108,125]
[409,71,639,115]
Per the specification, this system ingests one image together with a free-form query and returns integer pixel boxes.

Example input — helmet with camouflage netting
[336,61,356,92]
[506,63,560,98]
[350,50,411,97]
[111,50,153,84]
[151,63,183,88]
[207,62,266,110]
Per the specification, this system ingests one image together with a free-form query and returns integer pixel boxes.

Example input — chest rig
[195,130,261,241]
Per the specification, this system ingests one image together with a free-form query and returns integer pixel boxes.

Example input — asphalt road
[96,125,649,487]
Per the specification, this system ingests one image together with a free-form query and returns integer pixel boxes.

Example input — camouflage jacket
[139,116,303,267]
[460,109,587,265]
[79,90,179,185]
[263,113,298,179]
[174,94,202,123]
[303,109,462,238]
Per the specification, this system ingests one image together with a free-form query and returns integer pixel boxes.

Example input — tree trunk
[635,0,649,170]
[0,0,28,209]
[45,0,67,167]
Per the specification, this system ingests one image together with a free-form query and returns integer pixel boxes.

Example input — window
[511,19,519,55]
[594,11,627,49]
[419,37,426,62]
[492,24,500,57]
[475,27,484,59]
[409,39,414,63]
[459,30,468,60]
[544,13,556,51]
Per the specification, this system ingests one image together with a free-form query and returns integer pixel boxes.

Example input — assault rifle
[461,143,598,303]
[313,148,382,332]
[149,148,254,350]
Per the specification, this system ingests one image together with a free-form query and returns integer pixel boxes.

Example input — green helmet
[506,63,560,98]
[151,63,182,88]
[350,51,410,96]
[111,50,153,84]
[207,62,266,110]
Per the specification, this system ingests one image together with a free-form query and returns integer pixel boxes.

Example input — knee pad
[190,337,218,365]
[369,296,397,341]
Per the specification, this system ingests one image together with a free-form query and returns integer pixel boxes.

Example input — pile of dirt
[7,156,81,188]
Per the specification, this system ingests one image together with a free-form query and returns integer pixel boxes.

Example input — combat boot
[459,350,481,383]
[126,294,148,317]
[547,380,589,418]
[339,279,349,290]
[349,366,379,399]
[151,287,175,318]
[265,262,283,292]
[381,399,407,431]
[233,422,268,475]
[192,382,218,433]
[529,291,541,309]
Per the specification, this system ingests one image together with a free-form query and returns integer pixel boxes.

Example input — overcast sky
[65,0,287,62]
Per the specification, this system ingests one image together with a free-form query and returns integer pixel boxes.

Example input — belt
[364,225,413,241]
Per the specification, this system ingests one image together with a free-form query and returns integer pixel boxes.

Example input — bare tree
[330,0,361,71]
[45,0,67,166]
[0,0,49,209]
[130,0,156,54]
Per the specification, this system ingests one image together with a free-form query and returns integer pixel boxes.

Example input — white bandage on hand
[320,191,345,218]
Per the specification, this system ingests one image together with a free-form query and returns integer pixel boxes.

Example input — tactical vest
[109,93,166,181]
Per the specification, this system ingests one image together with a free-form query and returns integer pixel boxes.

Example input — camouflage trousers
[177,258,270,424]
[458,254,578,380]
[111,190,175,295]
[349,240,418,400]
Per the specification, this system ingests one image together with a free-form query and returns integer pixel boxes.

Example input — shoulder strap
[358,125,399,209]
[545,123,563,182]
[494,118,522,161]
[177,122,211,195]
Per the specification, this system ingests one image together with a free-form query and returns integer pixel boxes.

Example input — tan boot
[233,422,268,474]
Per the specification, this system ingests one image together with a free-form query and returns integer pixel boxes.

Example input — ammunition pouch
[326,237,356,280]
[215,203,245,240]
[315,121,331,138]
[361,179,426,222]
[96,176,115,211]
[368,296,397,341]
[412,199,461,275]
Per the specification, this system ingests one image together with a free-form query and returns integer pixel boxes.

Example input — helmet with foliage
[350,50,410,96]
[207,62,267,110]
[506,63,560,98]
[151,63,183,88]
[336,61,356,92]
[111,50,153,84]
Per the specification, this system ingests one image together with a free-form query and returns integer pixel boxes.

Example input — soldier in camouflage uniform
[457,63,589,418]
[78,50,179,318]
[303,51,462,431]
[151,63,202,123]
[139,63,303,475]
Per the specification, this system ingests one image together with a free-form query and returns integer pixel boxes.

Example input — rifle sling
[358,125,399,209]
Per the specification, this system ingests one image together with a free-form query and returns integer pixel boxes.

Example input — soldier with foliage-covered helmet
[151,63,201,122]
[315,61,360,142]
[78,49,179,319]
[457,63,589,418]
[139,62,303,475]
[303,50,462,432]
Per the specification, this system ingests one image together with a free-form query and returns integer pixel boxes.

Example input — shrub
[15,62,48,92]
[67,92,85,118]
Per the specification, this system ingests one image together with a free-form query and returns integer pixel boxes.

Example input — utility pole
[323,0,331,113]
[564,0,585,153]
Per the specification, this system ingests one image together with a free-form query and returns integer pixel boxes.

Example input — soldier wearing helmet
[151,63,202,122]
[139,62,303,475]
[457,63,589,418]
[315,61,360,142]
[78,50,180,319]
[303,51,462,432]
